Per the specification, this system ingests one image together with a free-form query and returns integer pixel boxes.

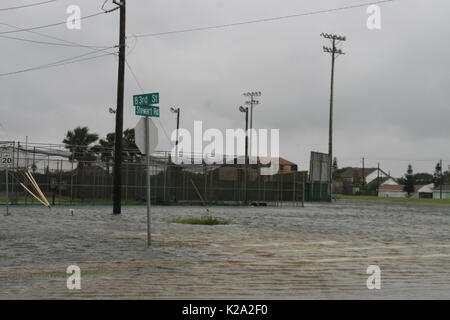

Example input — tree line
[62,126,140,164]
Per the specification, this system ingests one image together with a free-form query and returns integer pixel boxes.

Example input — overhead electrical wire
[0,50,115,77]
[0,7,118,35]
[0,7,118,77]
[0,0,56,12]
[133,0,394,38]
[0,21,116,53]
[0,34,112,48]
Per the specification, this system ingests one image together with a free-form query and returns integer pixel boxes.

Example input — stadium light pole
[243,91,261,154]
[170,107,181,161]
[239,106,249,205]
[321,33,346,202]
[170,107,180,203]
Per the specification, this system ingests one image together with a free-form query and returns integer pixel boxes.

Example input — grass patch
[151,241,194,248]
[170,216,230,225]
[0,234,7,241]
[335,194,450,205]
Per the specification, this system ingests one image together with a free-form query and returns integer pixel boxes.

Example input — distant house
[337,167,395,195]
[378,185,408,198]
[378,184,434,198]
[417,184,434,199]
[432,185,450,199]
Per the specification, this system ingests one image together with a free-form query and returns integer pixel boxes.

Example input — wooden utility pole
[113,0,126,214]
[321,33,346,202]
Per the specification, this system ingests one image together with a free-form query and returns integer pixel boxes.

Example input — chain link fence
[0,141,312,206]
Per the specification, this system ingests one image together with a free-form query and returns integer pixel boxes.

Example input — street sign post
[1,152,12,216]
[135,105,160,117]
[134,100,159,246]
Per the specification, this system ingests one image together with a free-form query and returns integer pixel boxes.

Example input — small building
[432,185,450,199]
[217,156,298,182]
[378,185,408,198]
[378,184,433,198]
[417,184,434,199]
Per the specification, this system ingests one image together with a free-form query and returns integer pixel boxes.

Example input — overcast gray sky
[0,0,449,176]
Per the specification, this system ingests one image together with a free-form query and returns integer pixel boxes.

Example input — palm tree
[63,126,99,162]
[93,129,140,164]
[92,132,115,160]
[63,126,99,200]
[91,132,115,172]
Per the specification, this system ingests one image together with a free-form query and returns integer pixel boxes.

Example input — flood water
[0,200,449,299]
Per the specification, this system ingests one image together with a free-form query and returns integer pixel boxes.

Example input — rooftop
[379,185,424,192]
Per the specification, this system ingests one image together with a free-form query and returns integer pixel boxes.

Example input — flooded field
[0,200,449,299]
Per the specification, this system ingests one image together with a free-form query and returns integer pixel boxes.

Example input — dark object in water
[258,202,267,206]
[250,202,267,207]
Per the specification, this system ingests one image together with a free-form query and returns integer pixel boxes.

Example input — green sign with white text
[133,93,159,107]
[135,105,160,117]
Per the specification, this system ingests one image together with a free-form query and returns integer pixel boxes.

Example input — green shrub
[170,216,229,225]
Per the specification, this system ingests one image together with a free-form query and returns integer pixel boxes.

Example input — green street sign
[135,105,160,117]
[133,93,159,106]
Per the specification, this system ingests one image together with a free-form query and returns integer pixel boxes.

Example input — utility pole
[113,0,126,214]
[243,91,261,153]
[321,33,346,202]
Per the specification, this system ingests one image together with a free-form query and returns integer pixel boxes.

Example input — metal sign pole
[145,116,151,246]
[5,166,9,215]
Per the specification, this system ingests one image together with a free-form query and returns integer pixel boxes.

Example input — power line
[0,0,56,11]
[0,21,117,54]
[133,0,394,38]
[0,50,115,77]
[0,19,118,76]
[0,9,117,35]
[0,34,111,49]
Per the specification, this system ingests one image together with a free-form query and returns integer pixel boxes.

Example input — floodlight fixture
[321,33,346,41]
